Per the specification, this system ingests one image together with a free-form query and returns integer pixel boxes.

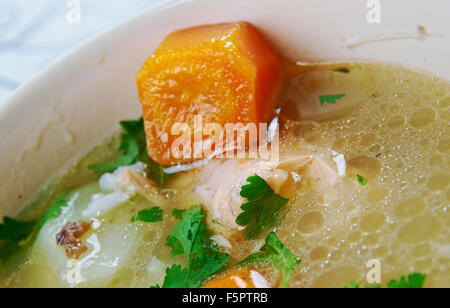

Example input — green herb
[237,232,301,288]
[0,217,36,264]
[37,191,69,229]
[89,117,166,186]
[236,175,289,239]
[357,175,368,186]
[344,281,360,288]
[155,205,230,288]
[344,273,426,288]
[172,209,186,220]
[319,94,346,106]
[344,281,380,288]
[387,273,426,288]
[131,207,164,223]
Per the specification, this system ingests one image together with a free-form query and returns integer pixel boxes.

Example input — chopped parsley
[344,273,426,288]
[387,273,426,288]
[171,208,187,220]
[89,117,166,186]
[236,175,289,239]
[0,217,36,264]
[319,94,346,106]
[37,191,68,229]
[357,175,368,186]
[237,232,301,288]
[344,281,380,288]
[131,207,164,223]
[154,205,230,288]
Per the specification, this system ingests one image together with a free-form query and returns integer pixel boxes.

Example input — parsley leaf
[0,217,36,242]
[344,281,360,288]
[166,205,205,263]
[344,273,426,288]
[344,281,380,288]
[37,191,68,229]
[319,94,346,106]
[0,217,36,264]
[131,207,164,223]
[357,175,368,186]
[236,175,289,239]
[156,205,230,288]
[237,232,301,288]
[387,273,426,288]
[89,117,166,186]
[172,209,186,220]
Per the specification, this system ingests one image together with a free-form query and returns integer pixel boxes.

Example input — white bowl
[1,0,449,217]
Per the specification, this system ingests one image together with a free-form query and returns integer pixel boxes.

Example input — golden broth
[1,62,449,288]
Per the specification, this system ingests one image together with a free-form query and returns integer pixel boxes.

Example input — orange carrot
[203,269,256,288]
[136,22,281,165]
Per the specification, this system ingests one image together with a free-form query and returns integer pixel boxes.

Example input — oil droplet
[359,212,386,232]
[394,197,425,219]
[312,266,360,288]
[387,115,406,129]
[429,155,443,167]
[437,138,450,153]
[366,187,388,203]
[310,246,329,260]
[360,133,377,147]
[409,108,436,128]
[398,215,442,244]
[412,243,431,258]
[427,173,450,191]
[298,211,324,234]
[347,155,382,180]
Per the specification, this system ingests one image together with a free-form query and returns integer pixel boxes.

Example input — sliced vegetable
[137,22,282,165]
[237,232,301,288]
[236,175,289,239]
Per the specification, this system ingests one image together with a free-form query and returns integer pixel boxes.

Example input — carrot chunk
[136,22,281,165]
[203,269,256,288]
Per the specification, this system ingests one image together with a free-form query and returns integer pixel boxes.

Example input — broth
[1,62,449,288]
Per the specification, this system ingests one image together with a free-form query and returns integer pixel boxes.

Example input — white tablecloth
[0,0,165,102]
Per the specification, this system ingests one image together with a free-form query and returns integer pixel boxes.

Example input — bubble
[439,96,450,108]
[394,197,425,219]
[409,108,436,128]
[412,243,431,258]
[362,233,380,246]
[359,212,386,232]
[360,133,378,147]
[387,115,406,129]
[310,246,329,260]
[429,155,443,167]
[437,138,450,153]
[298,211,325,234]
[427,173,450,191]
[347,155,382,180]
[312,266,360,288]
[366,187,388,203]
[398,215,442,244]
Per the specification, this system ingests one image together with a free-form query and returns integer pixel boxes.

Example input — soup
[0,23,449,288]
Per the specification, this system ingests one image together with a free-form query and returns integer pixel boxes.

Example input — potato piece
[137,22,281,165]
